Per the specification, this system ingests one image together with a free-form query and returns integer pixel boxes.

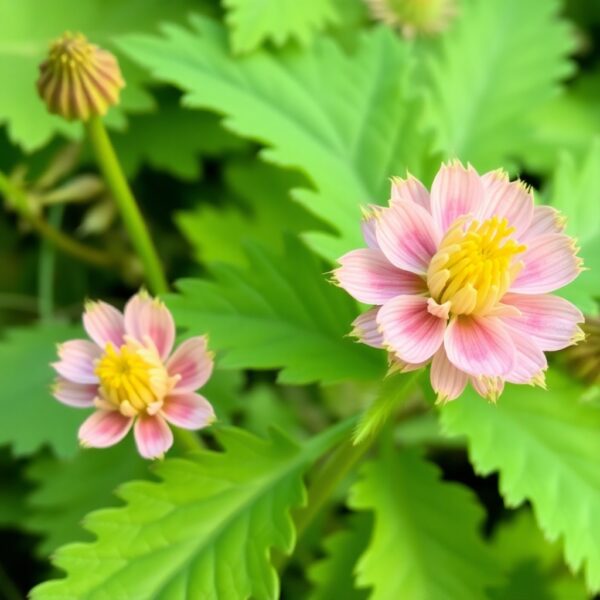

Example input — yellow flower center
[95,341,175,416]
[427,216,526,315]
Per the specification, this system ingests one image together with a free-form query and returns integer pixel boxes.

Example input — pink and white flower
[52,291,215,458]
[334,161,585,403]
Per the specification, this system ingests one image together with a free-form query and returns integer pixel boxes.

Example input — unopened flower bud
[37,32,125,121]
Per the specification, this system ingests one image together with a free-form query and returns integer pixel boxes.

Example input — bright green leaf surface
[118,17,424,261]
[441,372,600,592]
[349,448,501,600]
[166,237,385,384]
[223,0,339,54]
[31,423,352,599]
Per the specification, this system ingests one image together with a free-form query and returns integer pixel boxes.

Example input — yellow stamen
[427,217,526,315]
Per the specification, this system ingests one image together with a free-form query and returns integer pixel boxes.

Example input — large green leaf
[425,0,574,170]
[31,422,352,599]
[349,448,501,599]
[0,322,88,458]
[223,0,339,54]
[166,237,385,384]
[118,16,425,261]
[0,0,208,151]
[441,371,600,592]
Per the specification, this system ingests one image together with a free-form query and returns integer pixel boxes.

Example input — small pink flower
[52,291,215,458]
[334,161,585,403]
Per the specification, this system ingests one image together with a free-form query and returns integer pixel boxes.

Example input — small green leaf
[349,448,501,599]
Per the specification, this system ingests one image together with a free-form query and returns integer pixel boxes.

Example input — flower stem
[85,115,168,295]
[38,205,63,321]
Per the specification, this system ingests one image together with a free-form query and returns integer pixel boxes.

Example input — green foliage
[118,16,423,261]
[25,440,148,556]
[0,448,29,528]
[31,423,351,599]
[425,0,574,171]
[0,0,208,151]
[223,0,339,54]
[349,448,501,600]
[166,237,385,384]
[0,323,87,458]
[441,371,600,592]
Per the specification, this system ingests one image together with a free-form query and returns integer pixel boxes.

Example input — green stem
[85,116,168,295]
[38,205,63,321]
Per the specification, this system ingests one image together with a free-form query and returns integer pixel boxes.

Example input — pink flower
[334,161,585,403]
[52,291,215,458]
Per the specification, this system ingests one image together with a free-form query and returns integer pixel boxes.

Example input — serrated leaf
[349,448,501,600]
[25,440,148,556]
[0,323,88,458]
[31,422,352,600]
[0,0,210,151]
[223,0,339,54]
[440,371,600,592]
[118,16,426,261]
[166,236,385,384]
[425,0,574,170]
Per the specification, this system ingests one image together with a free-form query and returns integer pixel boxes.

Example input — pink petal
[377,295,446,364]
[375,200,440,275]
[53,340,101,384]
[501,293,584,351]
[444,315,516,377]
[430,347,468,403]
[53,378,97,408]
[510,234,582,294]
[335,248,426,305]
[124,292,175,360]
[520,205,565,242]
[167,336,214,393]
[79,410,133,448]
[478,170,534,237]
[388,356,429,374]
[83,300,125,349]
[503,328,547,385]
[134,414,174,459]
[351,308,384,348]
[391,175,431,212]
[470,376,504,402]
[361,210,380,250]
[162,393,215,430]
[430,162,484,231]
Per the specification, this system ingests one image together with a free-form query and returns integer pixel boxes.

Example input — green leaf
[223,0,339,54]
[118,16,424,261]
[349,448,501,600]
[0,0,209,151]
[0,323,88,458]
[425,0,574,170]
[31,422,352,600]
[440,371,600,592]
[308,515,370,600]
[166,236,385,384]
[0,447,29,528]
[25,440,148,556]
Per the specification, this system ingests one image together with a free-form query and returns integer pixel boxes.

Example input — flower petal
[501,293,584,351]
[478,170,534,237]
[431,161,484,231]
[162,393,215,430]
[510,234,582,294]
[351,308,384,348]
[430,347,468,403]
[470,376,504,402]
[124,292,175,360]
[377,295,446,364]
[391,174,431,212]
[503,328,547,385]
[361,210,380,250]
[53,340,101,384]
[134,414,174,459]
[445,315,516,377]
[83,300,125,348]
[520,205,565,242]
[375,200,440,275]
[167,336,214,393]
[79,410,132,448]
[53,378,97,408]
[335,248,426,304]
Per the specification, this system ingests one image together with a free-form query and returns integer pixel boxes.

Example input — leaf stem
[38,205,63,321]
[85,115,168,295]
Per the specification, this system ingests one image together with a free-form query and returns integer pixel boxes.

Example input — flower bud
[560,317,599,387]
[37,32,125,121]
